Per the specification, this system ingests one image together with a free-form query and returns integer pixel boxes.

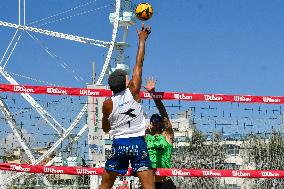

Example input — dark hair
[150,114,162,123]
[108,69,128,94]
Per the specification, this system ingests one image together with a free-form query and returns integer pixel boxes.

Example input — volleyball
[135,3,153,21]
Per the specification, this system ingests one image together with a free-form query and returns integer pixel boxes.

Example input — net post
[87,84,108,189]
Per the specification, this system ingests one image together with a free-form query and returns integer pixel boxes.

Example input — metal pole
[212,132,215,168]
[92,62,96,84]
[212,132,216,189]
[122,26,128,42]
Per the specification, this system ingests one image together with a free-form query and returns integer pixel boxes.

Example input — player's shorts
[105,136,152,175]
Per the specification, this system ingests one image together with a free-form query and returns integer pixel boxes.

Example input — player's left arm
[163,117,174,139]
[144,77,174,137]
[102,99,113,133]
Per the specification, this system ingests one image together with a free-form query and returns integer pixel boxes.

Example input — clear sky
[1,0,284,135]
[1,0,284,96]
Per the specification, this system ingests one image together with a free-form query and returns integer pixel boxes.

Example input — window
[224,144,240,155]
[223,163,240,170]
[224,184,241,189]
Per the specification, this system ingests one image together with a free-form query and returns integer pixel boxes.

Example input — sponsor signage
[1,163,284,178]
[1,83,284,104]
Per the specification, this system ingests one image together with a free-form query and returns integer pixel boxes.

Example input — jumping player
[99,23,154,189]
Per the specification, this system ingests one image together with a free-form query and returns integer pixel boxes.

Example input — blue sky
[1,0,284,135]
[1,0,284,96]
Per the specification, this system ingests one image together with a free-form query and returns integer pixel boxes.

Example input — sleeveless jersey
[146,134,173,168]
[108,88,146,138]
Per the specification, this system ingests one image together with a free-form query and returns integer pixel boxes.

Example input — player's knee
[141,182,155,189]
[99,175,116,189]
[99,180,113,189]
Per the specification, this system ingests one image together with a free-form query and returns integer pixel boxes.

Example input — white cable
[3,34,22,69]
[26,31,84,82]
[28,0,97,26]
[36,5,110,28]
[0,30,19,65]
[8,71,57,86]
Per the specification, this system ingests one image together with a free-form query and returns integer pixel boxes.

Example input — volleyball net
[1,83,284,188]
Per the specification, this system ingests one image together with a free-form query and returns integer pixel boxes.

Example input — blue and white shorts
[105,136,152,175]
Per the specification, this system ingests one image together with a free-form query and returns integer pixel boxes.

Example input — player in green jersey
[144,77,176,189]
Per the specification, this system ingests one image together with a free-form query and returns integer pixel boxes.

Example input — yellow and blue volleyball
[135,3,153,21]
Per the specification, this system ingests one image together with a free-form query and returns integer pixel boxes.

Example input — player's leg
[100,138,129,189]
[99,170,119,189]
[136,169,155,189]
[130,136,154,189]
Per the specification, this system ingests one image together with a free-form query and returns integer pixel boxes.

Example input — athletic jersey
[146,134,173,168]
[108,88,146,138]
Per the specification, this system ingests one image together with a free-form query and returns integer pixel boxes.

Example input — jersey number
[121,108,137,128]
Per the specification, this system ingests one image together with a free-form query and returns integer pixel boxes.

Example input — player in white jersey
[99,23,154,189]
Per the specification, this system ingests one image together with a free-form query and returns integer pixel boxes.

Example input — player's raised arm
[144,77,173,135]
[128,23,151,101]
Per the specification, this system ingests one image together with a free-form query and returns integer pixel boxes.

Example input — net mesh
[0,94,284,188]
[146,100,284,189]
[0,94,88,162]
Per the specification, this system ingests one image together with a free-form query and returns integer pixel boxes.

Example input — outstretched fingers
[146,77,155,84]
[145,25,151,34]
[136,23,145,34]
[149,76,156,84]
[144,77,157,92]
[136,23,151,34]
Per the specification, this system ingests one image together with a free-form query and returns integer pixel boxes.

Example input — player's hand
[136,23,151,41]
[144,77,156,92]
